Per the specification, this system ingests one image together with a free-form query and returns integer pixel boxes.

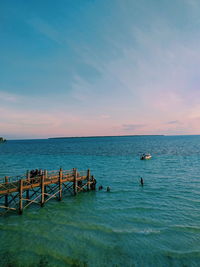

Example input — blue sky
[1,0,200,139]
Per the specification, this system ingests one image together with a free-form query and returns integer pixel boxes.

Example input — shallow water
[0,135,200,266]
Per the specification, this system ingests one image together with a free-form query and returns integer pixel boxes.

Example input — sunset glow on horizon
[1,0,200,139]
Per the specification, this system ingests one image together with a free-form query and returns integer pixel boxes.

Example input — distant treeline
[49,135,164,139]
[0,137,6,142]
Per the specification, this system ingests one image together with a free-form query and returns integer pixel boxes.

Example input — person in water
[140,177,144,186]
[91,176,97,190]
[106,186,110,192]
[98,185,103,190]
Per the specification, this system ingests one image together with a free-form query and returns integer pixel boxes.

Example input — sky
[1,0,200,139]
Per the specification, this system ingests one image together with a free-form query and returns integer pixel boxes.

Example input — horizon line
[4,133,200,141]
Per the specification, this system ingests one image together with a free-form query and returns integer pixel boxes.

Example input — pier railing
[0,168,96,216]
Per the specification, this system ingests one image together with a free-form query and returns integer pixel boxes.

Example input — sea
[0,135,200,267]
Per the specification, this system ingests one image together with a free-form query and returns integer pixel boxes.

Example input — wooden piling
[44,170,47,200]
[26,170,30,202]
[4,176,8,207]
[19,179,23,215]
[41,173,45,207]
[73,168,77,195]
[58,168,63,201]
[87,169,91,191]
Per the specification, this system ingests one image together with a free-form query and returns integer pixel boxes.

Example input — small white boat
[140,153,152,160]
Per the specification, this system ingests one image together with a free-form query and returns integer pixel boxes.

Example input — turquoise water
[0,135,200,267]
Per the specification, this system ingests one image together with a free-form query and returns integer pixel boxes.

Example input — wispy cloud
[122,124,146,132]
[99,114,110,119]
[167,120,180,125]
[0,106,83,138]
[29,18,63,45]
[0,91,20,103]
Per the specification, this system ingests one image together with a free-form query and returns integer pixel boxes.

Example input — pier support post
[4,176,8,207]
[44,170,47,200]
[19,179,23,215]
[41,173,45,207]
[58,168,63,201]
[26,170,30,202]
[73,169,77,195]
[87,169,91,191]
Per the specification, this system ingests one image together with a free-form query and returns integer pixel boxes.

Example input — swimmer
[98,185,103,190]
[106,186,110,192]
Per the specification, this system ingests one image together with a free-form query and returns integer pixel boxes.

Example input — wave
[171,224,200,234]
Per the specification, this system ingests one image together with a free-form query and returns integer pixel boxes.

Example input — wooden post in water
[58,168,63,201]
[26,170,30,202]
[4,176,8,207]
[44,170,47,200]
[73,168,77,195]
[87,169,91,191]
[19,179,23,215]
[41,173,45,207]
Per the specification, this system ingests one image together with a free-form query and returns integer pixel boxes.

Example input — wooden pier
[0,168,96,215]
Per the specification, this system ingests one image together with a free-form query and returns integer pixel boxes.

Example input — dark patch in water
[38,256,50,267]
[0,251,88,267]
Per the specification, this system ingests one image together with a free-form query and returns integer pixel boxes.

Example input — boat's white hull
[140,155,152,160]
